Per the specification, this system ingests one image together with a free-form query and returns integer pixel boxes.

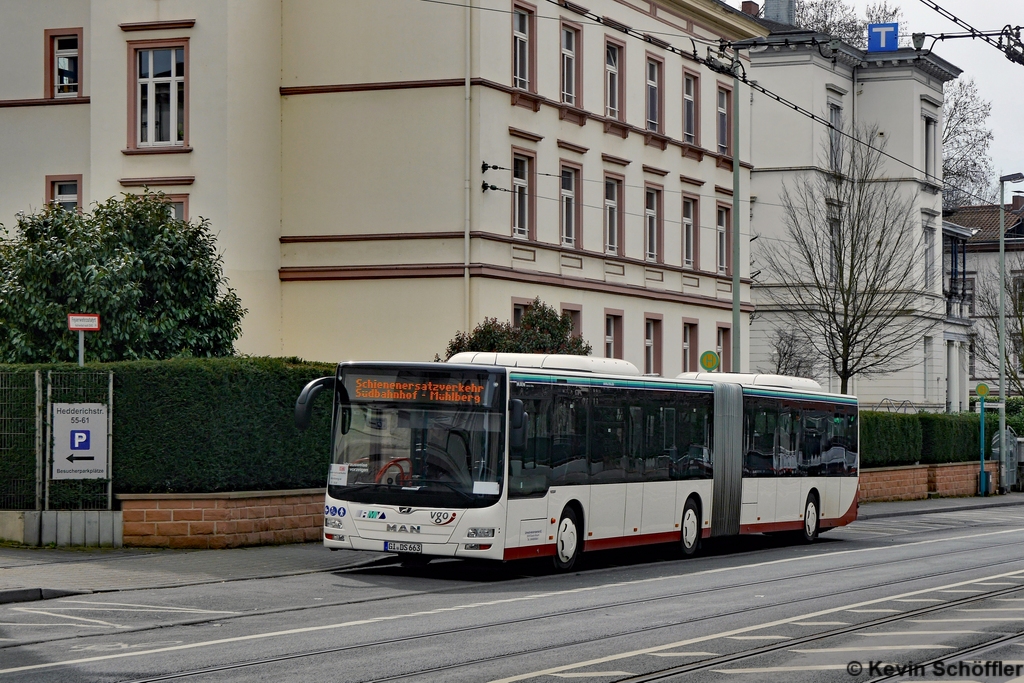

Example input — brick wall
[117,488,324,549]
[860,462,1000,502]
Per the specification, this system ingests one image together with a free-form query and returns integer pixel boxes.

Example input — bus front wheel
[681,498,702,557]
[553,507,581,571]
[800,494,819,543]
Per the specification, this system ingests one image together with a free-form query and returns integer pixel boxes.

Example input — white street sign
[52,403,108,480]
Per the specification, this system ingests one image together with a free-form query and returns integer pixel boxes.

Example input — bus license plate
[384,541,422,553]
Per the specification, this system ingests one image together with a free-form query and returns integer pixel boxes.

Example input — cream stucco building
[0,0,766,373]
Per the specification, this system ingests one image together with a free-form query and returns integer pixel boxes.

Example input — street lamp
[998,172,1024,494]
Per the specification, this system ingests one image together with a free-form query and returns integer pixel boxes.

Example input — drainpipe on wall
[463,0,472,333]
[732,55,742,372]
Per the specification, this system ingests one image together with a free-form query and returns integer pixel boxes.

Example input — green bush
[859,411,922,467]
[919,413,991,464]
[0,358,335,497]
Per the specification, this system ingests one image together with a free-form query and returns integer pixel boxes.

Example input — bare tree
[757,125,927,394]
[794,0,901,48]
[761,327,821,378]
[942,77,997,210]
[971,252,1024,395]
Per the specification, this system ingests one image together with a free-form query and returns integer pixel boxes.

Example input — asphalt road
[6,507,1024,682]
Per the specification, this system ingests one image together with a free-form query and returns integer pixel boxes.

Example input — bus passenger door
[775,406,802,523]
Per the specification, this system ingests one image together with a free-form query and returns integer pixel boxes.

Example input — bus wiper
[420,479,477,504]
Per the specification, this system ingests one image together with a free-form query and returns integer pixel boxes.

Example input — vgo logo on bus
[430,511,457,525]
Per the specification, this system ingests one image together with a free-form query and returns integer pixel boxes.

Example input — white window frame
[716,328,726,367]
[924,225,936,289]
[561,166,576,247]
[683,74,696,145]
[513,155,530,239]
[646,59,660,132]
[828,104,842,170]
[682,324,691,372]
[605,177,620,255]
[683,198,695,268]
[605,315,616,358]
[52,180,78,211]
[605,43,620,119]
[645,188,659,262]
[924,116,937,179]
[645,320,655,374]
[54,36,79,98]
[717,206,728,275]
[923,336,932,399]
[137,47,185,147]
[561,26,576,106]
[513,9,530,91]
[717,88,729,156]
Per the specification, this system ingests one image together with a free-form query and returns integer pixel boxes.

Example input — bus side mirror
[295,376,335,430]
[510,399,526,449]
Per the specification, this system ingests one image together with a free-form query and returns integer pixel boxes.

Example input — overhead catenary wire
[915,0,1024,65]
[414,0,998,208]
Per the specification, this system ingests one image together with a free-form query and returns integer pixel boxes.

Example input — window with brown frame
[512,3,536,93]
[127,39,189,151]
[605,39,625,121]
[560,22,581,107]
[644,316,662,375]
[683,70,699,145]
[644,186,663,263]
[717,326,732,372]
[604,311,623,359]
[604,174,623,255]
[717,86,731,156]
[512,151,535,239]
[513,298,534,328]
[645,56,663,133]
[717,205,731,275]
[45,174,82,212]
[682,321,698,372]
[561,304,582,338]
[683,196,698,269]
[560,163,581,248]
[165,193,189,221]
[45,28,83,99]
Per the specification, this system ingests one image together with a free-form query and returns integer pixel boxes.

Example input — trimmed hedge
[860,412,922,468]
[0,358,335,495]
[861,410,993,468]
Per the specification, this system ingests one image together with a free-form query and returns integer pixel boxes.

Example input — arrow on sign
[66,454,95,463]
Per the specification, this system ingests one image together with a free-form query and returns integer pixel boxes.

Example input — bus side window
[589,386,625,483]
[551,385,588,485]
[509,383,552,497]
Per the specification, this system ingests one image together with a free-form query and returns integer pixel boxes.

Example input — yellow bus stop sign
[977,383,990,398]
[700,350,720,372]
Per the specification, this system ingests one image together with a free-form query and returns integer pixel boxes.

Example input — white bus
[294,353,859,570]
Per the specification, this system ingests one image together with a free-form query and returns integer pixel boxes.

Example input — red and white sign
[67,314,100,332]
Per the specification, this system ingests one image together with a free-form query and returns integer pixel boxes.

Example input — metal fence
[0,370,112,511]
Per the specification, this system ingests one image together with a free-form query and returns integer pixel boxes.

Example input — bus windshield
[330,366,506,508]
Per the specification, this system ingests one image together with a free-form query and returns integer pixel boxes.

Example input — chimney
[1012,195,1024,213]
[741,1,760,16]
[763,0,795,25]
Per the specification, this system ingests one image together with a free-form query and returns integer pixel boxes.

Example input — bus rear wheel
[680,498,702,557]
[800,494,819,543]
[553,507,581,571]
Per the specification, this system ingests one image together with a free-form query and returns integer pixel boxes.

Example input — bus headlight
[325,518,344,529]
[467,528,495,538]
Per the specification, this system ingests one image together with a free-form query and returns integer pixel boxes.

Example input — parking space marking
[549,673,634,678]
[727,636,791,641]
[792,621,849,626]
[0,623,106,628]
[788,645,952,652]
[646,652,717,657]
[896,599,945,603]
[55,600,237,614]
[847,609,902,613]
[9,609,125,629]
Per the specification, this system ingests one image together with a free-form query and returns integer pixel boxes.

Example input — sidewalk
[858,491,1024,519]
[0,543,388,603]
[3,493,1024,604]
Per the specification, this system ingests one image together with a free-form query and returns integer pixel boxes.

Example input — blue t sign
[867,23,899,52]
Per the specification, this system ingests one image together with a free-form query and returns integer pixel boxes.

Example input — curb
[859,497,1024,520]
[0,588,91,605]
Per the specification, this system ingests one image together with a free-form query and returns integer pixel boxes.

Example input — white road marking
[958,608,1024,612]
[859,631,983,636]
[977,582,1019,586]
[846,609,902,613]
[550,673,634,678]
[0,623,105,628]
[896,599,945,603]
[56,600,237,614]
[792,621,849,626]
[710,664,850,673]
[939,590,986,593]
[727,636,791,640]
[911,618,1024,622]
[788,645,952,652]
[10,609,125,629]
[34,607,239,614]
[3,528,1023,678]
[646,652,717,657]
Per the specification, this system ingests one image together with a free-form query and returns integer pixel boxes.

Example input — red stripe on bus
[821,489,859,529]
[739,520,804,534]
[583,531,681,552]
[503,544,557,561]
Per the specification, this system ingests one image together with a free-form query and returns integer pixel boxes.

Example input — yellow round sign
[700,350,720,372]
[976,383,990,397]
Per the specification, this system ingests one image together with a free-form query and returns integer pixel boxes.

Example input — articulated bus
[294,353,859,570]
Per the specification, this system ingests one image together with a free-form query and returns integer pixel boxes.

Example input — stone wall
[117,488,324,549]
[860,462,1000,502]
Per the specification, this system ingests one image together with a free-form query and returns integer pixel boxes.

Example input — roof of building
[947,201,1024,243]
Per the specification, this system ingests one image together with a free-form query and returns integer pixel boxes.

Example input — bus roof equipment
[447,352,642,376]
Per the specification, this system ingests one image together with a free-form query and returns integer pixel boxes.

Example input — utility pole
[732,52,741,373]
[998,172,1024,492]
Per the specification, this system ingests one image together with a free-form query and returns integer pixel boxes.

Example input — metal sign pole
[78,330,84,367]
[34,370,42,511]
[980,394,987,496]
[44,371,52,511]
[107,371,113,511]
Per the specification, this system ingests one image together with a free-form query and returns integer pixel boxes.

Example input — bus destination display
[345,375,490,405]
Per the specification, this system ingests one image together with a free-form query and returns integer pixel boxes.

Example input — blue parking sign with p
[71,430,90,450]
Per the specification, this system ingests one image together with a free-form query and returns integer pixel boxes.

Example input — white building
[739,4,969,411]
[0,0,767,373]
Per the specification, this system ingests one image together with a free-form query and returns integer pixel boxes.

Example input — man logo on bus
[430,511,457,525]
[70,430,90,450]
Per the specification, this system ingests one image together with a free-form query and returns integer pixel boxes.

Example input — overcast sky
[723,0,1023,189]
